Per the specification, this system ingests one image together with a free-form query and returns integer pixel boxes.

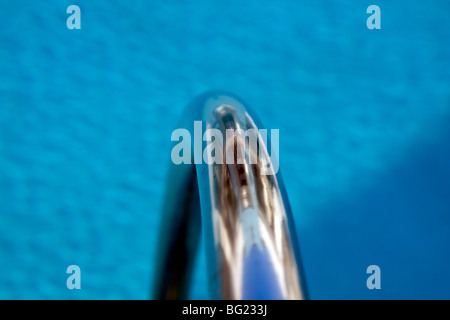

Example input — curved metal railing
[153,91,308,300]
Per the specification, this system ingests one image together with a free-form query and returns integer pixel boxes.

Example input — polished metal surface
[154,91,308,300]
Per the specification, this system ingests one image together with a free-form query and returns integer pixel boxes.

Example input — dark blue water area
[300,124,450,299]
[0,1,449,299]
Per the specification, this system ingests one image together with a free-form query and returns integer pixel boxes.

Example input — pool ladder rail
[153,91,308,300]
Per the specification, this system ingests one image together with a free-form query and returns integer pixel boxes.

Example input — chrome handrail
[153,91,308,300]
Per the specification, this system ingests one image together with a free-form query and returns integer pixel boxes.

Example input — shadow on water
[301,123,450,299]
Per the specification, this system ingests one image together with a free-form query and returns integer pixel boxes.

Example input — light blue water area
[0,1,449,299]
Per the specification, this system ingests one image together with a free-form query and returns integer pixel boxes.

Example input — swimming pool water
[0,1,449,299]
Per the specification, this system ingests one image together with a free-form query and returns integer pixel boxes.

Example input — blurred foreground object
[153,92,308,300]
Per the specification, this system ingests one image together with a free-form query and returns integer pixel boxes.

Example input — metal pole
[154,91,308,300]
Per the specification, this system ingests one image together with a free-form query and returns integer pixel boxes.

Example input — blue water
[0,1,449,299]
